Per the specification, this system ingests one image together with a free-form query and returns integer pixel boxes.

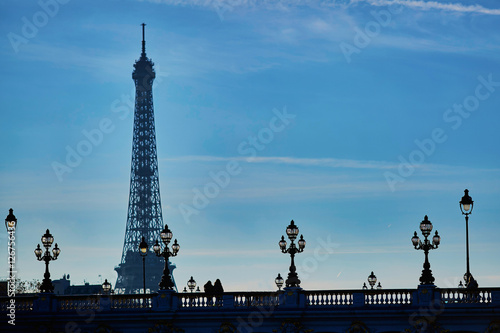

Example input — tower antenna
[141,23,146,56]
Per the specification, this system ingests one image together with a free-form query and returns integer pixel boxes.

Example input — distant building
[52,274,102,295]
[52,274,70,295]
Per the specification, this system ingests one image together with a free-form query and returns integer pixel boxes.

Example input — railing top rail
[176,291,279,297]
[438,287,500,291]
[109,293,155,298]
[56,294,101,299]
[1,294,37,299]
[1,286,498,302]
[302,288,414,294]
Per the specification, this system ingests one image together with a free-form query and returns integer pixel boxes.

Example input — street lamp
[5,208,17,230]
[275,273,284,291]
[102,279,111,294]
[153,224,180,290]
[139,236,148,295]
[411,215,440,285]
[5,209,17,289]
[460,189,478,289]
[35,229,60,293]
[279,220,306,288]
[187,276,196,292]
[367,271,377,289]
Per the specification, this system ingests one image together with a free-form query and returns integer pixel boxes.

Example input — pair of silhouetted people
[203,279,223,295]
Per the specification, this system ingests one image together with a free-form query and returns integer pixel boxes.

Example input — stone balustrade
[2,286,499,313]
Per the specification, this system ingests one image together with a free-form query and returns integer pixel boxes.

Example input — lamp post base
[285,273,301,288]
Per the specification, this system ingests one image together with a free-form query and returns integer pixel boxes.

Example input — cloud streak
[161,155,500,174]
[364,0,500,15]
[163,155,399,169]
[144,0,500,16]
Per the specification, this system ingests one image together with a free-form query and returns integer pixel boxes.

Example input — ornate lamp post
[153,224,179,290]
[275,273,284,291]
[34,229,60,293]
[102,279,112,294]
[139,236,148,295]
[5,209,17,288]
[460,189,478,289]
[187,276,196,292]
[411,216,440,285]
[278,220,306,288]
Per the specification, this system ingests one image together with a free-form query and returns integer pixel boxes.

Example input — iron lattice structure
[115,24,175,293]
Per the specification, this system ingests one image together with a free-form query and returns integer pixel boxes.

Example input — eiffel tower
[114,24,175,293]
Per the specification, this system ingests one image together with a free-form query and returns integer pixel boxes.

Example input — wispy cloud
[161,155,500,174]
[163,155,399,169]
[363,0,500,15]
[144,0,500,16]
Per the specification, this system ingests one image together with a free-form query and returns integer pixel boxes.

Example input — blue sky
[1,0,499,292]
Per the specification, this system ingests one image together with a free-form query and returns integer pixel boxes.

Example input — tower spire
[141,23,146,57]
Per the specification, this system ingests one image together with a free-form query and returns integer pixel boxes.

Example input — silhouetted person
[204,280,214,294]
[213,279,224,295]
[468,278,478,290]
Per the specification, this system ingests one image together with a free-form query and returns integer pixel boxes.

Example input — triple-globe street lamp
[187,276,196,292]
[362,271,382,290]
[153,224,180,290]
[34,229,61,293]
[279,220,306,288]
[460,189,478,289]
[411,215,440,285]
